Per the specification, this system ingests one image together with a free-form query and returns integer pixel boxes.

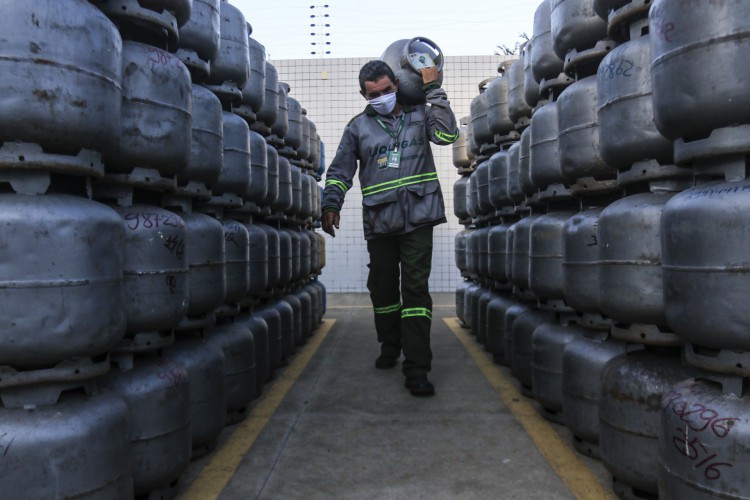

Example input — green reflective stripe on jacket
[434,129,459,143]
[373,302,402,314]
[326,179,349,193]
[401,307,432,319]
[361,172,438,197]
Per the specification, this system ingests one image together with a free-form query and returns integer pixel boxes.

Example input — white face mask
[368,91,397,115]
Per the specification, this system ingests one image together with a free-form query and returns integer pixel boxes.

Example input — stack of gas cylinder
[0,1,326,498]
[455,0,750,498]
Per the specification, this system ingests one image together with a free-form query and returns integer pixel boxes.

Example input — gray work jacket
[322,88,458,240]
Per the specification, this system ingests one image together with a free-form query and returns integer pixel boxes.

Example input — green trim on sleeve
[325,179,349,193]
[434,129,459,144]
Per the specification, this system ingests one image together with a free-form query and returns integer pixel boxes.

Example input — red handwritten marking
[163,236,185,259]
[124,212,185,231]
[664,389,739,480]
[156,358,187,387]
[147,46,175,66]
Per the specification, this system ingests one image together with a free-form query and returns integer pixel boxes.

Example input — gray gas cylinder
[164,331,226,456]
[504,301,531,367]
[508,54,533,124]
[531,0,565,83]
[108,41,191,176]
[529,101,564,190]
[269,82,289,145]
[294,288,314,340]
[467,170,480,220]
[662,179,750,355]
[600,347,695,498]
[530,210,577,300]
[523,39,542,109]
[255,62,279,133]
[274,298,296,360]
[598,191,676,328]
[453,176,470,221]
[207,0,249,98]
[0,194,125,368]
[179,209,226,318]
[550,0,608,60]
[208,321,256,422]
[486,62,516,137]
[507,140,525,204]
[258,223,280,291]
[214,111,251,196]
[114,205,189,335]
[380,37,444,105]
[285,293,303,347]
[512,309,555,391]
[234,35,266,123]
[518,127,537,195]
[476,226,491,279]
[488,150,512,210]
[274,155,294,214]
[470,84,495,150]
[286,228,302,282]
[252,307,280,372]
[594,0,630,19]
[452,120,471,169]
[222,219,250,304]
[456,280,470,326]
[466,116,480,160]
[277,226,293,287]
[178,84,223,187]
[475,288,494,346]
[463,282,481,332]
[532,322,587,423]
[246,130,269,205]
[287,164,303,217]
[176,0,220,79]
[475,158,492,215]
[562,207,605,316]
[562,331,631,458]
[465,229,479,280]
[650,0,750,142]
[597,22,673,170]
[100,352,191,497]
[298,227,312,279]
[263,144,280,209]
[96,0,192,46]
[298,114,312,164]
[486,293,516,364]
[455,229,470,276]
[245,222,269,298]
[659,377,750,500]
[488,223,512,285]
[510,215,541,295]
[285,96,304,153]
[0,0,122,162]
[558,75,614,183]
[0,385,133,499]
[304,282,322,329]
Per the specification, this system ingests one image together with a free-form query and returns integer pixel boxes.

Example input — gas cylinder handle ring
[400,36,444,74]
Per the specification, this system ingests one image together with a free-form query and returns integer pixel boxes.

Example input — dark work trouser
[366,226,434,379]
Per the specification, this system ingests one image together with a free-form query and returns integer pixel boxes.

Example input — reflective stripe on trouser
[367,226,434,378]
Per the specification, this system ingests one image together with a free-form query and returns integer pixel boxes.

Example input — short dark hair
[359,60,397,92]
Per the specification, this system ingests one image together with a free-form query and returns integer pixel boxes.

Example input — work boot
[404,376,435,396]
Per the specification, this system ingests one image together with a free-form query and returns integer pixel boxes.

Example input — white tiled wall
[273,55,510,292]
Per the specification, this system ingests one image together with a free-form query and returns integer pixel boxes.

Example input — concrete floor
[177,293,616,499]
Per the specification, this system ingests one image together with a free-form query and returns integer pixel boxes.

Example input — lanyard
[374,114,406,150]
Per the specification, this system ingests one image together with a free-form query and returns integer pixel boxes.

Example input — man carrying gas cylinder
[321,58,458,396]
